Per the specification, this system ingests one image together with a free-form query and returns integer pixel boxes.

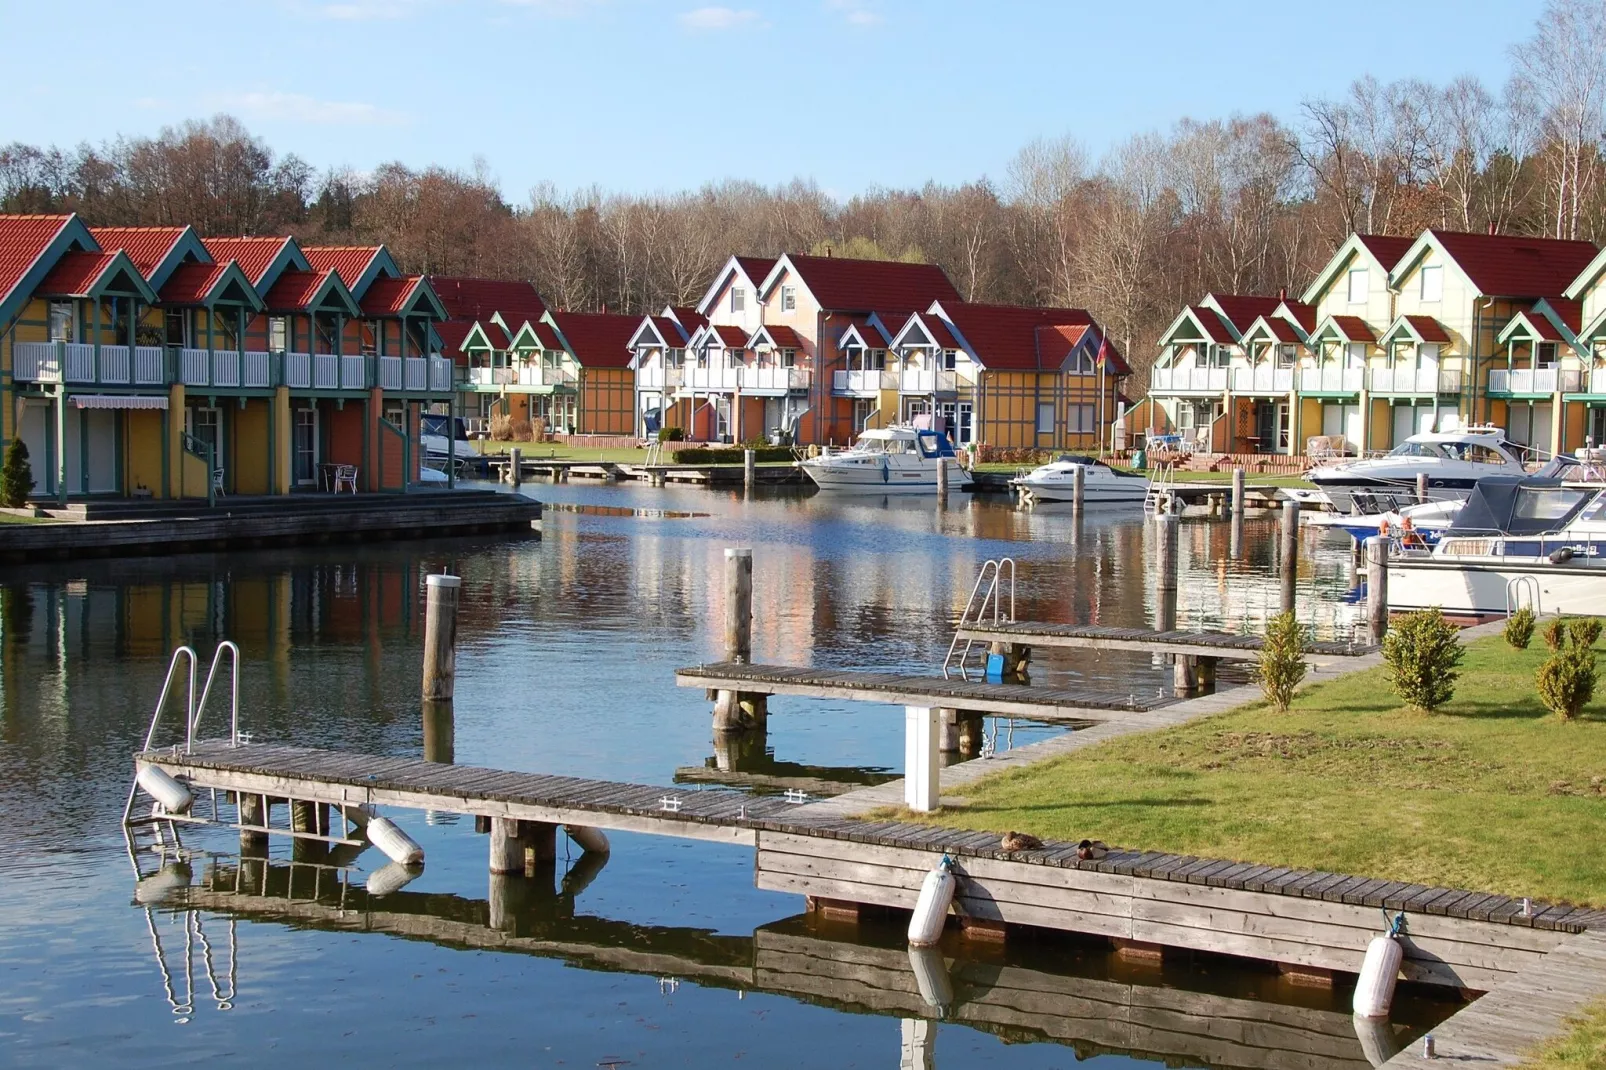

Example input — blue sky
[3,0,1546,201]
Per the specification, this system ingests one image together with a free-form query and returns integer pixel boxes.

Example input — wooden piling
[489,817,557,875]
[239,792,267,849]
[714,548,765,732]
[1072,463,1085,516]
[1279,501,1301,615]
[422,699,454,764]
[1231,467,1245,519]
[1366,535,1389,643]
[937,708,960,753]
[744,448,756,490]
[508,447,522,486]
[422,573,460,702]
[1155,513,1179,632]
[1417,472,1429,504]
[935,457,948,499]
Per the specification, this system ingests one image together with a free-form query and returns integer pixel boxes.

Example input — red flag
[1095,335,1114,369]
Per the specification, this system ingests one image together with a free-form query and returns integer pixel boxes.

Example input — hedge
[670,447,795,465]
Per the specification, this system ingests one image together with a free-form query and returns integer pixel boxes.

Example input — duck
[1076,839,1109,861]
[1000,830,1044,852]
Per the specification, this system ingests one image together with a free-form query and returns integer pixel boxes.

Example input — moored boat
[1012,455,1147,507]
[1307,426,1529,515]
[800,425,960,493]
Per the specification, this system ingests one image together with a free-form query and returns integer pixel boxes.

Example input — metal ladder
[1506,576,1541,617]
[1144,462,1176,516]
[943,558,1015,680]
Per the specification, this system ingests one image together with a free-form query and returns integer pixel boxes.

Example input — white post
[900,1018,936,1070]
[904,705,940,812]
[744,448,756,490]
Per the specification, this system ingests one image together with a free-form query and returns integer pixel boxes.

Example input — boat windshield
[1387,441,1445,458]
[1446,477,1596,535]
[1438,442,1510,464]
[855,436,913,454]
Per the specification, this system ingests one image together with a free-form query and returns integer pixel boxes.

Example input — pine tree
[1,438,34,509]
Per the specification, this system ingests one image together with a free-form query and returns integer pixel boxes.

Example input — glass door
[293,408,318,486]
[187,406,223,476]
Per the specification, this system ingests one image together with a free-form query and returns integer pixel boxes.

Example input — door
[1343,404,1363,455]
[1417,406,1437,435]
[1533,403,1554,456]
[187,406,222,477]
[293,407,318,485]
[956,402,973,445]
[1392,404,1414,449]
[1322,403,1343,438]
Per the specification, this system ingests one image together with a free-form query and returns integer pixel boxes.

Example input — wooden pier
[952,622,1377,664]
[483,455,806,486]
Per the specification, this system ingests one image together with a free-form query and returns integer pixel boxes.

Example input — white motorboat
[1012,455,1148,506]
[1385,476,1606,616]
[1307,426,1530,515]
[801,425,960,493]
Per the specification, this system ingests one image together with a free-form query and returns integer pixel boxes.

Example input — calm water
[0,484,1455,1067]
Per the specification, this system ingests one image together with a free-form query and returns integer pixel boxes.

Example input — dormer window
[731,288,746,313]
[49,301,74,342]
[1277,344,1297,368]
[1537,342,1558,367]
[871,348,886,370]
[1347,268,1368,304]
[779,348,796,368]
[1420,265,1443,302]
[781,285,796,312]
[942,349,957,371]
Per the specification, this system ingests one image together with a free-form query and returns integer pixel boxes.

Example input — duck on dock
[1000,830,1044,853]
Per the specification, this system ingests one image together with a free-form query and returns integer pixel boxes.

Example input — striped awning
[71,395,168,410]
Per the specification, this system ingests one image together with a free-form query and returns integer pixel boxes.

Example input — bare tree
[1512,0,1606,238]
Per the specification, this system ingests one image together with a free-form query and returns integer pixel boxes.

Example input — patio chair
[1178,428,1198,454]
[333,464,359,494]
[212,468,226,496]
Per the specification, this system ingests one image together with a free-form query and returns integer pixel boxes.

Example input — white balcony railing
[180,348,211,386]
[378,356,402,391]
[94,345,131,384]
[429,357,452,392]
[312,353,339,389]
[1229,366,1294,394]
[135,346,164,385]
[63,343,96,382]
[1368,367,1462,394]
[682,364,741,391]
[341,354,367,390]
[1589,369,1606,394]
[637,364,681,390]
[832,368,891,394]
[897,367,960,393]
[404,357,427,391]
[13,341,59,381]
[1488,367,1558,394]
[242,351,271,388]
[1150,366,1229,392]
[212,351,241,387]
[1298,365,1364,393]
[742,365,809,392]
[285,352,312,389]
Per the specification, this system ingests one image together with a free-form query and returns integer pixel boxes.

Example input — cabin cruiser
[1012,455,1147,506]
[1327,497,1464,546]
[1306,427,1531,515]
[1385,476,1606,616]
[800,425,959,492]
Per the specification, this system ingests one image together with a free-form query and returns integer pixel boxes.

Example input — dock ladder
[1144,463,1176,516]
[1506,576,1542,617]
[943,557,1015,680]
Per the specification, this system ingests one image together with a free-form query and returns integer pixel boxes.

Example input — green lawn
[1517,1000,1606,1068]
[474,442,650,463]
[0,511,56,524]
[928,635,1606,905]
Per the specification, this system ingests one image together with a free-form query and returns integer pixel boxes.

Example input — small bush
[1505,606,1537,649]
[1254,610,1308,713]
[1382,607,1464,714]
[1,438,33,508]
[657,426,685,443]
[508,418,533,442]
[489,413,513,441]
[1537,618,1601,721]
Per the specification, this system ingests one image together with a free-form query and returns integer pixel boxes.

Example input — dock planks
[953,621,1377,663]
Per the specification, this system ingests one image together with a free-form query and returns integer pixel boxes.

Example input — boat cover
[1444,477,1594,535]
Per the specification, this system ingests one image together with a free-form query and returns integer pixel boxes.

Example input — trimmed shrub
[1254,610,1308,713]
[670,446,794,465]
[1382,606,1464,714]
[657,426,685,443]
[1504,606,1537,649]
[1536,618,1601,721]
[1544,617,1568,651]
[1,438,33,509]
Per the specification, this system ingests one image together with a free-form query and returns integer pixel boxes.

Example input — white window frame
[268,316,288,353]
[1347,268,1368,304]
[1345,342,1367,367]
[1067,404,1095,434]
[780,285,796,312]
[1277,344,1297,368]
[48,300,74,343]
[731,287,746,313]
[1419,265,1443,303]
[942,348,957,371]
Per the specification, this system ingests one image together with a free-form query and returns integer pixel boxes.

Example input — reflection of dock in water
[673,738,897,797]
[165,856,1441,1070]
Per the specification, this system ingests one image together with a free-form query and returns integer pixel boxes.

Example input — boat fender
[1550,546,1575,564]
[907,855,957,948]
[365,860,423,897]
[136,763,194,814]
[907,945,953,1014]
[367,815,425,865]
[564,824,611,854]
[134,861,193,905]
[1352,1013,1404,1068]
[1352,910,1406,1018]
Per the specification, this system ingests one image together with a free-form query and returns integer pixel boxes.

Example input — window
[1345,342,1366,367]
[1066,350,1094,375]
[164,309,188,347]
[870,348,886,370]
[780,285,796,311]
[268,316,288,352]
[1208,344,1232,369]
[1036,402,1055,434]
[1420,265,1443,302]
[667,347,684,367]
[1277,344,1297,368]
[779,348,796,368]
[942,349,957,371]
[731,288,746,313]
[1067,404,1095,433]
[48,301,74,342]
[1347,268,1368,304]
[1514,487,1590,521]
[1537,342,1559,366]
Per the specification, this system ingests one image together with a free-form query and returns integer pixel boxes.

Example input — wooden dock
[674,662,1179,724]
[953,622,1377,664]
[483,456,806,486]
[0,490,541,563]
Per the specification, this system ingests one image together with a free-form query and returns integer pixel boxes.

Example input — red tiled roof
[1355,234,1414,272]
[530,321,563,350]
[88,226,188,279]
[734,256,776,286]
[644,315,689,346]
[360,275,424,317]
[1187,307,1237,344]
[668,306,706,334]
[1277,300,1316,333]
[1207,294,1282,333]
[37,251,117,296]
[0,214,74,303]
[204,236,292,285]
[1402,315,1451,344]
[1429,230,1599,298]
[549,310,637,368]
[939,302,1096,371]
[434,320,474,359]
[158,261,230,305]
[1544,298,1583,333]
[427,275,547,326]
[263,269,333,312]
[780,253,960,313]
[1253,316,1304,344]
[1329,315,1376,343]
[712,324,748,348]
[479,322,511,349]
[758,323,805,349]
[304,245,382,289]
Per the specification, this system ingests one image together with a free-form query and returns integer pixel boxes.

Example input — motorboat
[1326,497,1465,546]
[1306,426,1530,515]
[1012,455,1147,507]
[801,425,960,492]
[1385,475,1606,616]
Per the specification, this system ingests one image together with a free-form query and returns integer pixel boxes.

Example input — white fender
[564,825,610,854]
[366,815,424,865]
[907,946,953,1012]
[366,861,423,897]
[137,763,193,814]
[1352,1013,1403,1067]
[907,858,956,948]
[134,862,193,905]
[1352,933,1404,1018]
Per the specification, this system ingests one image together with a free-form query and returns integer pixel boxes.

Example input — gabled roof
[666,306,707,334]
[1390,229,1599,299]
[1379,314,1453,346]
[203,235,309,288]
[1156,304,1236,347]
[1495,309,1567,347]
[1564,246,1606,301]
[758,253,960,314]
[37,250,158,303]
[0,214,96,325]
[434,321,474,359]
[1037,323,1129,375]
[747,323,805,350]
[1300,233,1415,305]
[1199,293,1281,335]
[836,317,889,351]
[628,315,674,351]
[1239,314,1304,345]
[359,275,447,320]
[711,323,748,348]
[157,260,265,310]
[426,275,548,325]
[545,310,637,369]
[932,300,1107,372]
[890,311,961,350]
[262,268,362,316]
[510,320,563,351]
[1538,297,1584,334]
[1308,314,1378,345]
[1273,299,1316,333]
[694,255,777,316]
[461,320,510,351]
[303,245,400,297]
[88,225,206,289]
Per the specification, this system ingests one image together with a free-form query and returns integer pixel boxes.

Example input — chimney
[1278,286,1287,301]
[1488,220,1497,236]
[601,303,608,314]
[826,246,832,258]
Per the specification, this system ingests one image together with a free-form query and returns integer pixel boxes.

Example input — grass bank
[0,511,56,524]
[929,635,1606,906]
[1517,1000,1606,1068]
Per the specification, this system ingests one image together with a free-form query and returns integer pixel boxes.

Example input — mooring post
[1155,513,1194,694]
[1366,535,1389,644]
[1351,538,1365,584]
[488,817,555,875]
[935,456,948,500]
[1231,467,1245,520]
[937,708,960,753]
[1279,501,1301,615]
[1072,462,1085,517]
[422,699,454,764]
[239,792,268,850]
[744,448,756,491]
[714,547,766,731]
[1416,472,1429,504]
[422,573,460,702]
[904,705,941,812]
[508,446,522,486]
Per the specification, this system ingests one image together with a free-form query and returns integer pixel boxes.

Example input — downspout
[1474,296,1493,425]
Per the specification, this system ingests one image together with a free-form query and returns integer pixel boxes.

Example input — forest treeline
[4,1,1604,383]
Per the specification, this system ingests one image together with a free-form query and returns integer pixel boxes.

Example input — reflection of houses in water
[139,852,1447,1069]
